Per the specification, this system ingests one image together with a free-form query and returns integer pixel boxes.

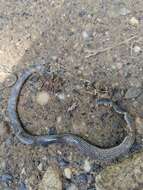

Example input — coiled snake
[7,65,135,161]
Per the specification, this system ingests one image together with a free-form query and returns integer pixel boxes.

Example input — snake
[7,65,135,161]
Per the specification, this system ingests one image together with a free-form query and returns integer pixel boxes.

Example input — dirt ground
[0,0,143,190]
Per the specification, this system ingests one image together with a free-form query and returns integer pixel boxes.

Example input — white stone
[36,91,50,106]
[56,93,65,100]
[83,159,91,172]
[129,17,139,26]
[64,168,72,179]
[82,31,89,40]
[57,116,62,123]
[133,45,141,53]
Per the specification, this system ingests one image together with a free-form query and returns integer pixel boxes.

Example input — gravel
[95,152,143,190]
[64,168,72,179]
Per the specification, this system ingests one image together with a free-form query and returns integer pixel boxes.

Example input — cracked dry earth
[0,0,143,190]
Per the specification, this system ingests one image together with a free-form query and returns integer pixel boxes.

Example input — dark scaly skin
[7,65,135,161]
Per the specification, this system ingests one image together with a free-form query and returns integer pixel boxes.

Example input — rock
[66,184,78,190]
[36,91,51,106]
[64,168,72,179]
[83,159,91,173]
[129,17,139,26]
[38,166,62,190]
[56,93,65,101]
[125,87,142,99]
[119,7,130,16]
[82,30,93,41]
[95,152,143,190]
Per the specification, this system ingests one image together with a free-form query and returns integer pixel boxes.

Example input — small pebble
[57,116,62,124]
[83,159,91,173]
[133,45,141,54]
[36,91,51,105]
[82,31,89,40]
[129,17,139,26]
[67,184,78,190]
[37,163,43,171]
[21,168,26,175]
[56,93,65,100]
[64,168,72,179]
[82,31,93,41]
[119,7,130,16]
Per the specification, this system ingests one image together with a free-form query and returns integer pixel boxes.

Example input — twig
[85,35,138,58]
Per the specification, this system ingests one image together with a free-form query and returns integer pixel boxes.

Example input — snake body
[7,65,135,161]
